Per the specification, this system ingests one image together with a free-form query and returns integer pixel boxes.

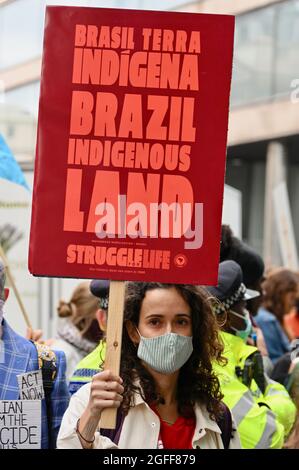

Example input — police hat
[89,279,110,310]
[206,260,260,314]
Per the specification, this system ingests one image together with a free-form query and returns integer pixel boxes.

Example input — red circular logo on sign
[174,254,188,268]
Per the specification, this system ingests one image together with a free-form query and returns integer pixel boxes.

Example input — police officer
[207,260,296,449]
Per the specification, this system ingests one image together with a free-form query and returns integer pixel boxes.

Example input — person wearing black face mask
[207,260,296,449]
[220,225,271,373]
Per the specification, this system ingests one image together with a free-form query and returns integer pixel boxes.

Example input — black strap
[100,409,125,445]
[34,342,57,449]
[216,402,233,449]
[42,366,55,448]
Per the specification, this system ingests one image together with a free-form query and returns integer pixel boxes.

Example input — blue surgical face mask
[136,329,193,375]
[230,309,252,342]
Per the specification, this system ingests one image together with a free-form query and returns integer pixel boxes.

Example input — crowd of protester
[1,224,299,449]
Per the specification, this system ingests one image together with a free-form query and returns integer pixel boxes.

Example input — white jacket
[57,383,241,449]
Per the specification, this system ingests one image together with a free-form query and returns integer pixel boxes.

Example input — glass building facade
[1,0,299,112]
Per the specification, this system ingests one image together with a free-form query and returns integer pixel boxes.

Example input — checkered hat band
[214,283,246,315]
[99,297,109,310]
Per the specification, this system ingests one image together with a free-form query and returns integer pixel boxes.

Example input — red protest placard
[29,6,234,285]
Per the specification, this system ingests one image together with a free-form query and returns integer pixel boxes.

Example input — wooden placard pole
[0,244,32,329]
[99,280,126,429]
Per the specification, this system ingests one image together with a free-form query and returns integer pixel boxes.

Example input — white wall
[222,184,242,238]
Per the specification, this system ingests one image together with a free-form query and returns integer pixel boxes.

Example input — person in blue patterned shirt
[0,260,70,448]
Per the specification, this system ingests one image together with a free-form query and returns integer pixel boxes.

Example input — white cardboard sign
[0,400,41,449]
[17,370,45,400]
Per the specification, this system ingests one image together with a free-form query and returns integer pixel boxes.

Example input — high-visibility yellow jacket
[69,341,106,395]
[213,332,296,449]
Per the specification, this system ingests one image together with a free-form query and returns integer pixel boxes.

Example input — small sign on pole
[17,370,45,401]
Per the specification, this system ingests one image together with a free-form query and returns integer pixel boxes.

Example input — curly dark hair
[262,269,299,324]
[119,282,225,421]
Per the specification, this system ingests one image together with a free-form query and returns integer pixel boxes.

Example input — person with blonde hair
[49,282,104,382]
[69,280,109,395]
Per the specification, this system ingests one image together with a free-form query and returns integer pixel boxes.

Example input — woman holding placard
[57,282,240,449]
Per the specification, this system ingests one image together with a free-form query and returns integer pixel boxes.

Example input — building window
[231,0,299,107]
[231,6,275,107]
[274,0,299,98]
[225,156,266,255]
